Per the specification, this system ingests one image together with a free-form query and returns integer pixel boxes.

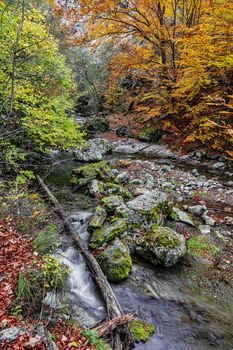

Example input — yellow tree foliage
[58,0,233,152]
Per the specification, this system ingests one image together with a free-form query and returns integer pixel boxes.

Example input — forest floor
[0,185,96,350]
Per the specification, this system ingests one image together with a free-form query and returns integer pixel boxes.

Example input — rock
[105,183,132,198]
[116,125,133,137]
[171,207,195,226]
[202,212,216,226]
[0,327,24,343]
[131,187,151,197]
[137,127,164,143]
[191,168,199,176]
[129,320,155,343]
[127,190,168,213]
[199,225,211,235]
[125,190,169,230]
[188,205,206,216]
[211,162,225,170]
[116,172,131,183]
[88,207,107,230]
[71,161,112,186]
[90,219,127,249]
[136,227,186,267]
[101,195,124,211]
[112,140,148,154]
[224,181,233,187]
[74,138,112,162]
[141,145,175,159]
[225,216,233,226]
[25,336,41,348]
[89,180,105,196]
[96,239,132,281]
[84,117,109,133]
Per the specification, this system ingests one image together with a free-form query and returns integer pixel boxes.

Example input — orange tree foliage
[57,0,233,154]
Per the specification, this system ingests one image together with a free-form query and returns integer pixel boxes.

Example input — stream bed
[42,150,233,350]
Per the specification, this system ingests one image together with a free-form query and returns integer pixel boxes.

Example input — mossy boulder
[73,138,112,162]
[136,227,186,267]
[88,206,107,231]
[89,219,127,249]
[96,239,132,281]
[171,207,195,227]
[105,182,132,199]
[89,180,105,197]
[71,161,112,186]
[84,117,109,133]
[125,190,170,230]
[129,320,155,343]
[101,195,124,212]
[137,126,164,143]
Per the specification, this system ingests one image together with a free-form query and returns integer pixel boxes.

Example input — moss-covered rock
[101,195,124,212]
[125,190,170,230]
[137,126,164,143]
[136,226,186,267]
[105,182,132,199]
[171,207,195,227]
[129,320,155,343]
[73,138,112,162]
[96,238,132,281]
[89,219,127,249]
[88,206,107,231]
[89,180,105,197]
[84,117,110,133]
[71,161,112,186]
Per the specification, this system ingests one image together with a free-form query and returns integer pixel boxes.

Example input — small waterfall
[45,211,106,327]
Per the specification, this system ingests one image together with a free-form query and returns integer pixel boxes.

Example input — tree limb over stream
[37,175,134,350]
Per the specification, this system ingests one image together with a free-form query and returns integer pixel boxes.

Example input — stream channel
[42,146,233,350]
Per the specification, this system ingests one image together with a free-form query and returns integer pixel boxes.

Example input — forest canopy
[56,0,233,156]
[0,0,83,177]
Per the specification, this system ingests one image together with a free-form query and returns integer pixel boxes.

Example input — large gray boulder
[122,190,170,230]
[96,238,132,281]
[141,145,175,158]
[74,138,112,161]
[136,227,186,267]
[112,140,148,154]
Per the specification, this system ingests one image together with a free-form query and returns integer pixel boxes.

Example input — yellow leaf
[31,210,40,218]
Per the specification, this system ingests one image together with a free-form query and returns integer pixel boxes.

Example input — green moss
[90,219,127,249]
[96,239,132,281]
[105,182,132,198]
[101,195,124,212]
[71,161,111,186]
[129,320,155,343]
[187,236,220,258]
[148,228,180,249]
[88,206,107,230]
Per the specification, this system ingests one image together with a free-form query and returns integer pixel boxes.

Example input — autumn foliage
[57,0,233,155]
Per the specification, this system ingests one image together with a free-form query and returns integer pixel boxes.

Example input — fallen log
[37,175,134,350]
[93,314,136,337]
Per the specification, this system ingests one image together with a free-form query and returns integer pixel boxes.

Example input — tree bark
[36,175,134,350]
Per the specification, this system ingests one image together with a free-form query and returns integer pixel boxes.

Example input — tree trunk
[37,175,134,350]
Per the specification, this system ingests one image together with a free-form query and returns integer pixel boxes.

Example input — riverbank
[42,131,233,350]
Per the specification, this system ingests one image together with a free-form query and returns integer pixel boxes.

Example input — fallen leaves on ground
[0,220,94,350]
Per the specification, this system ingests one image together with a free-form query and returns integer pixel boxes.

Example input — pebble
[202,213,216,226]
[199,225,211,235]
[188,205,206,216]
[211,162,225,170]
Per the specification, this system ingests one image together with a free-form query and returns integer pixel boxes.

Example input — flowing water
[42,150,233,350]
